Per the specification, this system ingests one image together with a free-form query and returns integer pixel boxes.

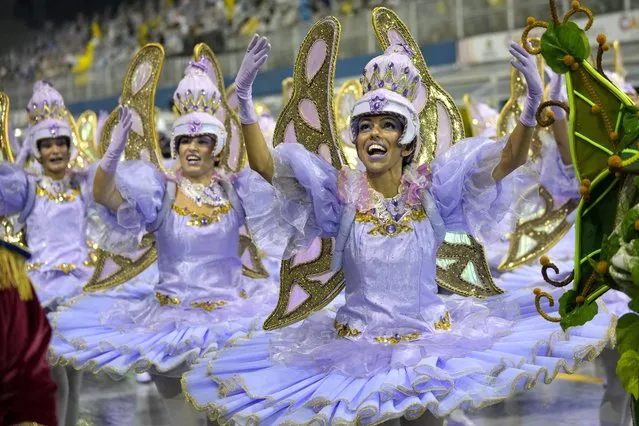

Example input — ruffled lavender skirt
[49,273,275,379]
[31,266,93,311]
[181,287,614,424]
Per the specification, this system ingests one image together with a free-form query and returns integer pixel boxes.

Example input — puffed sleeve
[431,135,523,243]
[269,143,342,258]
[0,162,33,217]
[93,160,166,253]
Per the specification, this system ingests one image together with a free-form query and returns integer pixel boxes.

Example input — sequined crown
[173,59,221,116]
[26,81,68,125]
[360,44,422,102]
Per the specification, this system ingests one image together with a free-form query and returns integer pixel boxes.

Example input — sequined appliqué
[172,203,231,227]
[36,186,80,203]
[355,205,427,237]
[334,320,362,337]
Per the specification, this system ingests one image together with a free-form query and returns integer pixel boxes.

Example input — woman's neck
[43,169,66,181]
[366,165,402,198]
[182,171,213,185]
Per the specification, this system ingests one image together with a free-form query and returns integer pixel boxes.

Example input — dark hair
[36,136,71,151]
[402,138,417,169]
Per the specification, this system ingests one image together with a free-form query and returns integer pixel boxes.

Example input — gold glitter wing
[0,92,27,252]
[372,7,502,297]
[77,110,100,159]
[496,40,578,271]
[371,6,464,164]
[193,43,247,172]
[84,43,165,291]
[613,40,626,78]
[334,79,363,169]
[263,16,346,330]
[458,94,476,137]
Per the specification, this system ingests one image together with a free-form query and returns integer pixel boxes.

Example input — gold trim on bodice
[35,186,80,203]
[355,206,427,237]
[172,202,231,227]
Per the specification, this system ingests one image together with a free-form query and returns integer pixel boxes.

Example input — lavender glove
[235,34,271,125]
[545,66,567,120]
[509,42,543,128]
[99,106,132,175]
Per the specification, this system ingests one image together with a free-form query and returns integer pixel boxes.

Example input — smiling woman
[36,136,71,179]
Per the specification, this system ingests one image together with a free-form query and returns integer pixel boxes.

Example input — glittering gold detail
[497,38,547,159]
[334,79,363,169]
[239,234,269,279]
[156,291,227,311]
[173,91,221,117]
[35,186,80,202]
[172,203,231,227]
[435,233,505,298]
[1,209,27,256]
[192,43,247,173]
[372,7,465,165]
[361,64,419,101]
[264,17,346,331]
[26,262,76,273]
[239,290,248,299]
[26,263,42,271]
[434,311,452,330]
[498,186,579,271]
[613,40,626,78]
[191,300,228,311]
[89,44,165,292]
[355,205,427,237]
[74,109,100,161]
[57,263,76,274]
[0,92,14,162]
[282,77,294,105]
[374,331,421,345]
[155,292,181,306]
[334,320,362,337]
[27,102,66,125]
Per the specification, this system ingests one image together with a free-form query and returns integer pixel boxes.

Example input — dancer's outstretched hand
[235,34,271,101]
[510,41,543,127]
[99,105,132,174]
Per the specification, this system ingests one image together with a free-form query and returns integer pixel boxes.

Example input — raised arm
[492,42,543,181]
[93,106,132,211]
[546,68,572,165]
[235,34,274,183]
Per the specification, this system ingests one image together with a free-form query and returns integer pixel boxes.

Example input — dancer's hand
[510,41,543,127]
[99,106,132,175]
[235,34,271,124]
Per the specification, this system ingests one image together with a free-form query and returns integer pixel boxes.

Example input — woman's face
[177,134,218,179]
[38,137,70,176]
[355,114,413,175]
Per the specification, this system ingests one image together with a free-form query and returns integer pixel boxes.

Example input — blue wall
[67,40,457,115]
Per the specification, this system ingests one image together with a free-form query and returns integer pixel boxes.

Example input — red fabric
[0,286,57,426]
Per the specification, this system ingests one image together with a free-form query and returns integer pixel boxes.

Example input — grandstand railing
[2,0,626,107]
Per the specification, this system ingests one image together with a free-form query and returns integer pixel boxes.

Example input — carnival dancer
[181,12,614,425]
[48,44,279,426]
[0,238,57,426]
[0,81,93,426]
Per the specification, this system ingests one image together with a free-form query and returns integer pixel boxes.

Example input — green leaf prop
[601,233,621,261]
[541,22,590,73]
[617,350,639,399]
[558,290,598,330]
[617,313,639,354]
